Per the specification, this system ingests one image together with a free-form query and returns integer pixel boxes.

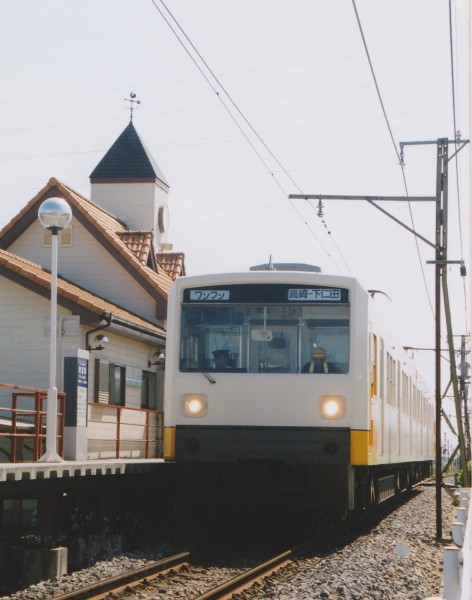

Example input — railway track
[193,534,333,600]
[49,549,194,599]
[49,537,326,600]
[48,483,430,600]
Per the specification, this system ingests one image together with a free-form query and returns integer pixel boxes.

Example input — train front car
[163,269,433,514]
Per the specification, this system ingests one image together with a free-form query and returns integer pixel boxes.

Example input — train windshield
[180,284,350,374]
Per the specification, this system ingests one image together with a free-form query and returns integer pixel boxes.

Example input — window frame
[94,358,125,406]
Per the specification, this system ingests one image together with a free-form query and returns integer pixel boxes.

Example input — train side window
[401,373,410,415]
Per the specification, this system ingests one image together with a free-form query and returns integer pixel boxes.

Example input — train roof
[249,262,321,272]
[175,269,360,287]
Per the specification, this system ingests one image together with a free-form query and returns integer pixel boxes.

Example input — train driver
[212,349,231,371]
[302,346,329,374]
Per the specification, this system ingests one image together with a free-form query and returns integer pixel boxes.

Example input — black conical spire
[90,121,168,186]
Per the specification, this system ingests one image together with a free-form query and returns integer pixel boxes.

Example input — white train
[163,265,434,513]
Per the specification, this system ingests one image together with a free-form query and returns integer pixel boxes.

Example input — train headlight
[182,394,208,417]
[320,395,345,419]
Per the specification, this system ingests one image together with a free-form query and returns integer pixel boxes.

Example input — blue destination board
[184,283,349,304]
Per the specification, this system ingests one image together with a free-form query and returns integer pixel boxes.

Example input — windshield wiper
[200,368,216,384]
[189,359,216,384]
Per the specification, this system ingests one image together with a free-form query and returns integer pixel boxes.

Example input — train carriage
[163,265,434,513]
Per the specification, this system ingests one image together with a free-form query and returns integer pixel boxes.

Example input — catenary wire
[148,0,351,274]
[351,0,434,318]
[448,0,469,336]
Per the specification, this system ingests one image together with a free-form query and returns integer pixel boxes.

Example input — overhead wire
[351,0,435,318]
[148,0,351,274]
[448,0,469,336]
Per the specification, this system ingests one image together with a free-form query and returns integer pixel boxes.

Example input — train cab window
[180,297,349,375]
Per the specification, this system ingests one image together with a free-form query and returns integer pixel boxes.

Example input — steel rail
[49,481,433,600]
[195,482,430,600]
[50,550,191,600]
[194,536,329,600]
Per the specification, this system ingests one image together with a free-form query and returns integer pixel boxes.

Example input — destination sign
[189,290,230,301]
[184,284,349,304]
[288,288,342,302]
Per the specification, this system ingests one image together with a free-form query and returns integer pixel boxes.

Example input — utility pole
[289,137,469,541]
[459,335,471,463]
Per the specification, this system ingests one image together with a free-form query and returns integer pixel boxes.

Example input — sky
[0,0,470,422]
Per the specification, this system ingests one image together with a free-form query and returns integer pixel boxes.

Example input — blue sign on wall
[64,356,88,427]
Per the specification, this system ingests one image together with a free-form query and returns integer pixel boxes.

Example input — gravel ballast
[233,485,455,600]
[2,485,456,600]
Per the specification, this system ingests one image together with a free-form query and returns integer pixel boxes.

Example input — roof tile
[156,251,186,281]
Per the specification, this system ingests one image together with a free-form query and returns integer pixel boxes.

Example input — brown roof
[0,248,165,338]
[117,231,154,265]
[156,251,186,281]
[0,178,176,300]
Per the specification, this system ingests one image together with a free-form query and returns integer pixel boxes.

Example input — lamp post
[37,197,72,462]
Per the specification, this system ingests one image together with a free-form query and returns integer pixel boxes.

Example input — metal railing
[0,383,65,462]
[87,403,163,459]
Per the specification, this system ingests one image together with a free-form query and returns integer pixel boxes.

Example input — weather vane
[124,92,140,121]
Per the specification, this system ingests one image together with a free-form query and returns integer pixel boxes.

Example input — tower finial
[124,92,141,121]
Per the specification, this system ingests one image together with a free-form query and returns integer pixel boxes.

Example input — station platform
[0,458,165,483]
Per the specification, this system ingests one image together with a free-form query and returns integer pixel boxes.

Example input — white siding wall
[0,268,163,461]
[0,278,80,390]
[91,182,168,246]
[0,279,159,400]
[9,220,158,321]
[87,333,157,408]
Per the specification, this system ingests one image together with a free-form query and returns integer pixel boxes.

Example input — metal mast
[289,137,470,540]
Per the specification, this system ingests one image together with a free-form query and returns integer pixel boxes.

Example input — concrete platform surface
[0,458,165,482]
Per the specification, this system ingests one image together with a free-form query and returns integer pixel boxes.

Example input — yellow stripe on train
[163,427,176,461]
[350,429,371,465]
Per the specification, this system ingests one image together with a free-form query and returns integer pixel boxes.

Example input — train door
[369,333,378,453]
[379,338,385,456]
[409,378,413,457]
[386,353,396,460]
[397,363,401,457]
[421,392,425,456]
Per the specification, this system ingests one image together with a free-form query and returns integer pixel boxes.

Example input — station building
[0,119,185,463]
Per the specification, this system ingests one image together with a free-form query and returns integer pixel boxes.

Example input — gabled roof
[0,248,165,340]
[0,178,175,304]
[89,121,169,187]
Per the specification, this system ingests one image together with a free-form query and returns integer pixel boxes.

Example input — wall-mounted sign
[64,356,88,427]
